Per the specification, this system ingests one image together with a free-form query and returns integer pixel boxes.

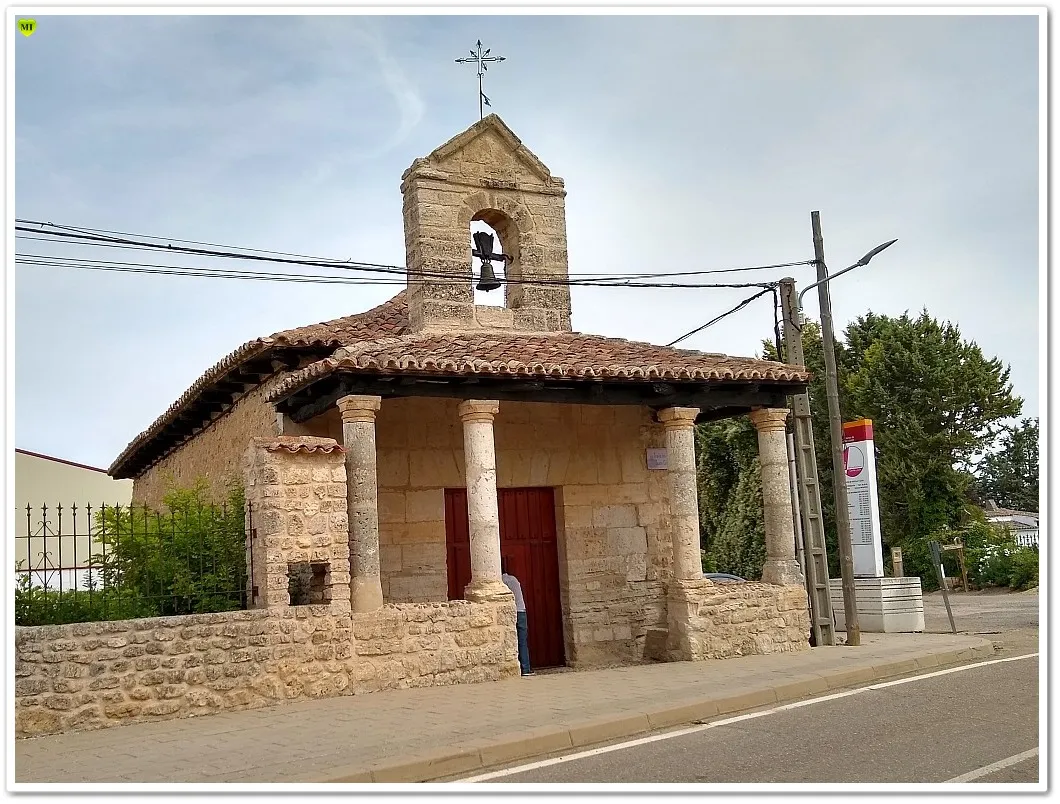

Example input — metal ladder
[780,278,836,647]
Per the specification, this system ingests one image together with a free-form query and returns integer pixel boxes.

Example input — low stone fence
[663,580,809,661]
[15,600,516,738]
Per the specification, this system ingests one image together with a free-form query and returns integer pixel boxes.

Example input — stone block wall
[665,580,810,661]
[401,116,572,335]
[15,600,517,738]
[242,436,351,611]
[305,397,674,668]
[12,432,520,738]
[131,379,282,508]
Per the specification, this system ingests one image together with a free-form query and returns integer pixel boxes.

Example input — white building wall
[15,450,133,591]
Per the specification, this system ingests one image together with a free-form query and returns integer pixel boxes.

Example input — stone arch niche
[400,114,572,334]
[469,208,512,308]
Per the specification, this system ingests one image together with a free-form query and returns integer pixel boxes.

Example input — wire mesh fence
[15,500,249,626]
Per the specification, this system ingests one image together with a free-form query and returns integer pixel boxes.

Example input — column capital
[337,395,382,423]
[458,399,500,423]
[749,407,789,433]
[657,407,699,430]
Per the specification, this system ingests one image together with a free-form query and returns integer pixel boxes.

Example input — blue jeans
[516,611,532,675]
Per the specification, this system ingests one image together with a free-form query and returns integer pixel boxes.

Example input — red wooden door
[444,487,565,668]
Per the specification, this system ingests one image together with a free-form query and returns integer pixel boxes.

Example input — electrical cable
[665,288,775,348]
[16,251,779,291]
[19,218,816,279]
[15,218,815,285]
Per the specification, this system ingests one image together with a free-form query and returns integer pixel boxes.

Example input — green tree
[696,417,766,579]
[840,311,1022,553]
[972,417,1039,512]
[701,309,1024,587]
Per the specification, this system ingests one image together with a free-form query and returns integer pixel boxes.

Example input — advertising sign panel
[843,419,884,577]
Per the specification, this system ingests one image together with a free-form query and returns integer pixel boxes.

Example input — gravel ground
[923,587,1039,657]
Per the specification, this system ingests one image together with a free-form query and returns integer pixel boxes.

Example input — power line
[16,251,780,291]
[15,256,408,285]
[665,288,775,348]
[15,218,814,285]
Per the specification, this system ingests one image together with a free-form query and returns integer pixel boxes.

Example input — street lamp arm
[796,238,897,310]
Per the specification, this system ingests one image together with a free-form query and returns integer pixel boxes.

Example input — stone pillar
[457,400,512,603]
[658,407,704,582]
[241,436,350,613]
[337,395,384,612]
[749,408,805,586]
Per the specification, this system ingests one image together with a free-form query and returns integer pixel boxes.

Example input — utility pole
[810,211,861,646]
[778,278,835,647]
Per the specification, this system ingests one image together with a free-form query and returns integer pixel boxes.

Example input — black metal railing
[15,501,250,626]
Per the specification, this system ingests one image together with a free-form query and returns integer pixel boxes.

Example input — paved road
[464,654,1039,784]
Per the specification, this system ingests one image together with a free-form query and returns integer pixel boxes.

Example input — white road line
[458,652,1039,783]
[944,748,1039,783]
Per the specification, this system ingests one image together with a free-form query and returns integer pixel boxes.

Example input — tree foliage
[972,417,1039,511]
[696,417,766,580]
[840,311,1022,554]
[696,308,1025,588]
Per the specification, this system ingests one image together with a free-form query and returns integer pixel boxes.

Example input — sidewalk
[16,632,995,784]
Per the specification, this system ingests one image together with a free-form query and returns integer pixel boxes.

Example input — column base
[762,559,805,586]
[351,577,384,613]
[464,579,514,604]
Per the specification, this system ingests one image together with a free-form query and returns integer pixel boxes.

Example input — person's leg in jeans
[516,611,532,675]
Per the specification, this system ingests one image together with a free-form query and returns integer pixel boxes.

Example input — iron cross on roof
[455,40,506,121]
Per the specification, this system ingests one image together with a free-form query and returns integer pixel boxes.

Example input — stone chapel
[110,115,812,669]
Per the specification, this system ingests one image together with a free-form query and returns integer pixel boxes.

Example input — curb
[317,639,997,783]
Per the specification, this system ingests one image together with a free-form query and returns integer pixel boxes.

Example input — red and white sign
[842,419,884,578]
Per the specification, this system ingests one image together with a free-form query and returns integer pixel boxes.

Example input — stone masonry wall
[131,380,280,508]
[665,581,810,661]
[15,600,516,738]
[308,397,674,668]
[17,433,516,737]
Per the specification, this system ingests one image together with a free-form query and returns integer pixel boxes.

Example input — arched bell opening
[470,208,521,308]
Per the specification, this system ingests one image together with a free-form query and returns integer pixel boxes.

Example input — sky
[13,11,1041,471]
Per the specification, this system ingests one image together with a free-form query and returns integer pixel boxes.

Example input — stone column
[658,407,704,582]
[337,395,384,612]
[749,407,805,586]
[458,400,512,603]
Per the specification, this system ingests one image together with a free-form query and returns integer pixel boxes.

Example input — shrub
[1006,548,1039,590]
[93,481,247,616]
[963,520,1038,591]
[15,480,247,626]
[14,572,156,626]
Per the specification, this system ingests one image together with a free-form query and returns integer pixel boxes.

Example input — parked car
[704,573,746,582]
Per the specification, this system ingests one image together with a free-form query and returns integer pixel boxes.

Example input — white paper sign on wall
[646,448,669,470]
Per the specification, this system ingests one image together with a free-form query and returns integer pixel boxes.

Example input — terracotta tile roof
[108,292,407,477]
[266,291,408,347]
[266,331,810,403]
[263,437,345,455]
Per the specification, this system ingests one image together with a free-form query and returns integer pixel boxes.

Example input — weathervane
[455,40,506,121]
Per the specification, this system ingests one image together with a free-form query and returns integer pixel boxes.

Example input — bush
[14,572,156,626]
[15,480,247,626]
[1007,549,1039,590]
[956,517,1039,591]
[93,481,247,616]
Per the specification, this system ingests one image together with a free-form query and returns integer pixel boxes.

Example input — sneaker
[521,671,535,677]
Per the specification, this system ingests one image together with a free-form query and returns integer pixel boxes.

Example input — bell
[476,261,503,292]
